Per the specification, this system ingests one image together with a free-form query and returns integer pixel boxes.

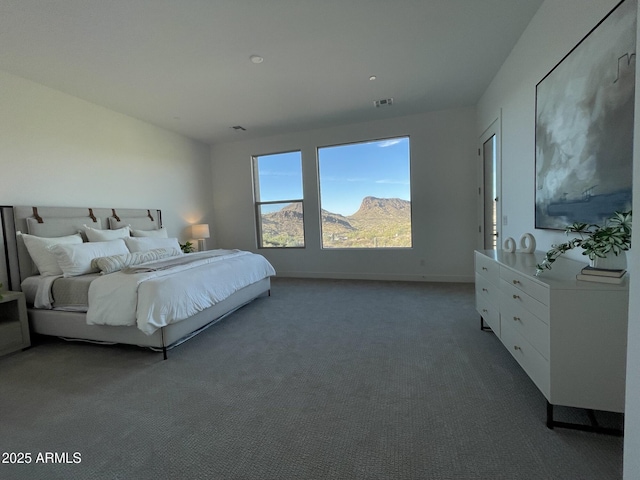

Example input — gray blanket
[122,249,240,274]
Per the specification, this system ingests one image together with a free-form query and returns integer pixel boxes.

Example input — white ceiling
[0,0,544,145]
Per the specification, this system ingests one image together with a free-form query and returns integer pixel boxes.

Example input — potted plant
[535,211,632,276]
[180,241,195,254]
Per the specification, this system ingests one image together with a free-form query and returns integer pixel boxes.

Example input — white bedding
[86,249,275,335]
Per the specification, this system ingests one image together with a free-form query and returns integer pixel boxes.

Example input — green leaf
[535,211,631,276]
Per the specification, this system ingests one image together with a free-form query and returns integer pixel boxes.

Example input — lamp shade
[192,224,210,239]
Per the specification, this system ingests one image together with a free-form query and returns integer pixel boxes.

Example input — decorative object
[503,234,536,253]
[180,241,195,254]
[535,211,632,276]
[535,0,636,230]
[192,224,210,252]
[519,233,536,253]
[503,237,516,253]
[576,265,627,284]
[575,274,626,284]
[591,251,628,270]
[580,265,627,278]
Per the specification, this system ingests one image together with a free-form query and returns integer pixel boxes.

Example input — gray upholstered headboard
[6,206,162,287]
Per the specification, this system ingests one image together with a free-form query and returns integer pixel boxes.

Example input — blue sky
[256,137,411,216]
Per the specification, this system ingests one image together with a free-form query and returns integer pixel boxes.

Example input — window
[317,137,412,249]
[252,151,305,248]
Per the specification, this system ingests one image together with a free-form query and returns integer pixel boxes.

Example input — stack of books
[576,266,627,284]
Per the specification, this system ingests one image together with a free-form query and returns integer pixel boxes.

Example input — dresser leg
[480,316,491,331]
[545,400,623,436]
[546,401,554,429]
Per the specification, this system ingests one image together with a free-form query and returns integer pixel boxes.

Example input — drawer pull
[513,294,520,299]
[482,288,488,292]
[513,316,521,321]
[482,309,488,313]
[514,345,522,351]
[512,279,520,285]
[482,267,488,271]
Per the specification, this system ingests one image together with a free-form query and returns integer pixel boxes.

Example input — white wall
[477,0,638,477]
[0,69,213,251]
[210,107,477,282]
[478,0,624,256]
[623,5,640,477]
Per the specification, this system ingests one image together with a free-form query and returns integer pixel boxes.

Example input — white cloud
[323,175,369,182]
[375,179,409,185]
[262,170,298,177]
[377,139,402,148]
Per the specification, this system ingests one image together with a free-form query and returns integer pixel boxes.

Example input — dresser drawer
[501,320,550,398]
[476,294,500,336]
[501,279,550,324]
[475,273,500,307]
[500,266,549,305]
[475,252,500,286]
[500,299,550,360]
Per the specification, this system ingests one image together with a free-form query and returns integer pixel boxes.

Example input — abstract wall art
[535,0,636,229]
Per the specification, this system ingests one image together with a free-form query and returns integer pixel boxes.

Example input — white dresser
[475,250,629,432]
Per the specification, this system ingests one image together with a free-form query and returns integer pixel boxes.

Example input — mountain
[320,209,355,230]
[260,197,411,248]
[350,196,411,220]
[260,203,305,247]
[341,197,412,248]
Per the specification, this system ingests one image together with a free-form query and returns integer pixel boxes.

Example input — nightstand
[0,291,31,356]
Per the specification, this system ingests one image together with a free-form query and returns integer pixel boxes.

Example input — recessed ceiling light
[250,55,264,64]
[369,75,377,81]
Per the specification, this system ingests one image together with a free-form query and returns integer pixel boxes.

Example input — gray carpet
[0,278,623,479]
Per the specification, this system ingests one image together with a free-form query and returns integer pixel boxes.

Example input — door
[479,117,501,250]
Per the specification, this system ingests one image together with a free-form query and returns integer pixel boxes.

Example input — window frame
[252,150,306,249]
[316,135,413,250]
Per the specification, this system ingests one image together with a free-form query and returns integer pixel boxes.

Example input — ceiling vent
[374,98,393,108]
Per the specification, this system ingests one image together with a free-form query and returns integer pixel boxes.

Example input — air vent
[231,125,247,131]
[374,98,393,108]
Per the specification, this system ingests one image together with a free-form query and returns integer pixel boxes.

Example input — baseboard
[273,271,474,283]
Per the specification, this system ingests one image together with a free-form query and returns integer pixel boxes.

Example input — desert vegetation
[260,197,411,248]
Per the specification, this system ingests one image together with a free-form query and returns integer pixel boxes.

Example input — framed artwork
[535,0,636,230]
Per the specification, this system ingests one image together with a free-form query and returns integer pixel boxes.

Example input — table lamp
[192,224,210,252]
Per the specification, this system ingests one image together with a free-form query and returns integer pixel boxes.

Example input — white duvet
[86,249,275,335]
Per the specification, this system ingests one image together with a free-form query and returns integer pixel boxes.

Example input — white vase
[591,251,627,270]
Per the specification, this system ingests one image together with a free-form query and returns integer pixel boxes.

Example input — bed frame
[0,206,270,359]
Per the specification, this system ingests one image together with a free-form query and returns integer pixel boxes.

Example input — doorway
[479,117,501,250]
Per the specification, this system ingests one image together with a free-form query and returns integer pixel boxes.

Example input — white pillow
[50,239,129,277]
[91,248,180,274]
[130,227,168,238]
[124,237,182,255]
[20,232,83,276]
[83,224,130,242]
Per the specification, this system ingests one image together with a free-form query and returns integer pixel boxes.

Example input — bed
[0,206,275,359]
